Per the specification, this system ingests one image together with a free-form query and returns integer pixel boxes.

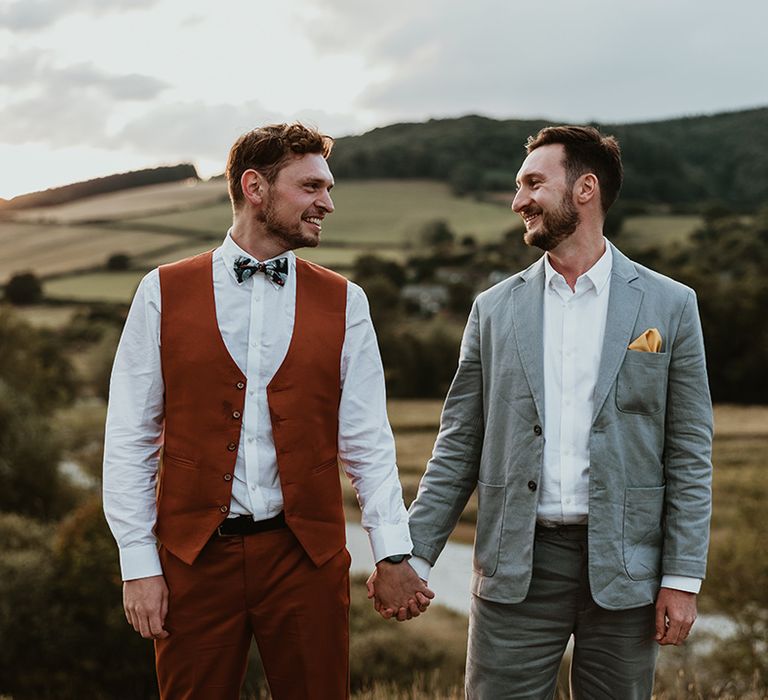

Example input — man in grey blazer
[372,126,713,698]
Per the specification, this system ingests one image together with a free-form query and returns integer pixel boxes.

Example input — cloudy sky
[1,0,766,199]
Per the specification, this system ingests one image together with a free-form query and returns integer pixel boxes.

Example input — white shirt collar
[543,239,612,295]
[221,228,296,284]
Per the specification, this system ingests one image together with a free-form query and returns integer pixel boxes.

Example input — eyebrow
[303,177,334,189]
[515,170,546,187]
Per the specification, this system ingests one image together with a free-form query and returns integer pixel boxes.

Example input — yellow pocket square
[628,328,662,352]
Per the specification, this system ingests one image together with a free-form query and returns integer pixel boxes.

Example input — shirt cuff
[119,543,163,581]
[408,555,432,582]
[367,522,413,564]
[661,575,701,594]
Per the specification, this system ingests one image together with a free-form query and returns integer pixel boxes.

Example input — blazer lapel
[511,259,546,420]
[592,244,643,421]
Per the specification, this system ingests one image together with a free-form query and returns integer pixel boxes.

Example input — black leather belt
[216,511,287,537]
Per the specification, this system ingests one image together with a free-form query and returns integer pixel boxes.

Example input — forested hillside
[331,107,768,209]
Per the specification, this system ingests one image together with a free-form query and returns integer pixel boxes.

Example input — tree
[4,272,42,305]
[106,253,131,271]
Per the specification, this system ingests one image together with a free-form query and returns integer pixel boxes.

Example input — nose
[512,188,527,213]
[318,189,334,214]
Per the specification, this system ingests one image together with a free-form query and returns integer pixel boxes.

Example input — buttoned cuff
[119,543,163,581]
[661,575,701,594]
[408,556,432,582]
[367,523,413,564]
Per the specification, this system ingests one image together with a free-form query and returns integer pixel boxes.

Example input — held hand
[655,587,697,646]
[123,575,170,640]
[366,561,435,622]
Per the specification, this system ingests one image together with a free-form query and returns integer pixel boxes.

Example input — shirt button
[236,381,245,390]
[219,505,228,513]
[528,480,538,491]
[223,473,232,482]
[227,441,237,451]
[233,411,241,419]
[533,425,542,436]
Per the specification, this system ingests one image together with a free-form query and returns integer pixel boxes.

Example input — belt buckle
[216,523,238,537]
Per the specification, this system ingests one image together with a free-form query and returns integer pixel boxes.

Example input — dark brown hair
[525,125,623,213]
[226,123,334,208]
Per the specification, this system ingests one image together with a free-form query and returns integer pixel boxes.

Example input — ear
[241,169,267,207]
[574,173,599,206]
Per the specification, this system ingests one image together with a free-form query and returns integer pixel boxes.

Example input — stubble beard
[523,193,580,252]
[257,196,319,252]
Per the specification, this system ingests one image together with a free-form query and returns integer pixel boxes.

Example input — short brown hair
[525,125,623,213]
[226,123,334,208]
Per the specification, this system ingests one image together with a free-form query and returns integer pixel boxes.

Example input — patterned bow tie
[233,255,289,287]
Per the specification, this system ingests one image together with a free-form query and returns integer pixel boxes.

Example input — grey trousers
[466,525,658,700]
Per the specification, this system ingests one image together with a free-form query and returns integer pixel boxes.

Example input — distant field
[12,179,227,224]
[0,222,185,283]
[44,271,145,302]
[1,178,711,293]
[126,180,517,244]
[621,215,701,248]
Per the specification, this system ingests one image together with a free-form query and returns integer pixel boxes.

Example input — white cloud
[0,0,158,31]
[307,0,768,124]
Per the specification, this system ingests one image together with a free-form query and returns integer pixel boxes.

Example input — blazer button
[232,411,241,419]
[528,480,538,491]
[236,381,245,390]
[223,473,232,482]
[220,505,228,513]
[227,441,237,451]
[533,425,542,436]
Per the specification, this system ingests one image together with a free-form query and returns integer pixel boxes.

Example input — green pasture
[0,221,184,283]
[621,214,702,248]
[127,180,517,244]
[44,271,146,303]
[12,179,227,225]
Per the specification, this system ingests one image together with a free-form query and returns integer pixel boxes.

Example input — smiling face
[512,143,580,252]
[258,152,335,251]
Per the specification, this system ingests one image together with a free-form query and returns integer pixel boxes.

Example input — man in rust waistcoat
[103,123,433,700]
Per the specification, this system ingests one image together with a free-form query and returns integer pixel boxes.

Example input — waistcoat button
[220,505,228,513]
[528,480,538,491]
[533,425,542,436]
[232,411,241,419]
[223,473,232,482]
[236,381,245,390]
[227,441,237,451]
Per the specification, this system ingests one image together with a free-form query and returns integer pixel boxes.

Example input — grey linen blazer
[408,243,713,610]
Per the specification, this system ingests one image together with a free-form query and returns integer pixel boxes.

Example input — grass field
[621,214,702,249]
[1,178,707,296]
[124,180,519,245]
[44,271,146,302]
[12,179,227,224]
[0,221,185,283]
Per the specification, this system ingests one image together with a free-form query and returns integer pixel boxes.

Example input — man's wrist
[379,553,411,565]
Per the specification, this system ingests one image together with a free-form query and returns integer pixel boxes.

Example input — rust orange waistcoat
[156,250,347,568]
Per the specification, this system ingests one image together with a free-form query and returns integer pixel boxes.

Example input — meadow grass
[11,179,227,224]
[44,271,145,302]
[621,214,702,249]
[123,180,518,245]
[0,221,184,282]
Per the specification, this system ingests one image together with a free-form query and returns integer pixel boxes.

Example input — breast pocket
[615,351,669,415]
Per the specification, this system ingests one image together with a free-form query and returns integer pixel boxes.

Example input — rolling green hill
[331,107,768,209]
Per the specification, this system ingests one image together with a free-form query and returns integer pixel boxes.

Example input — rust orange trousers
[155,527,350,700]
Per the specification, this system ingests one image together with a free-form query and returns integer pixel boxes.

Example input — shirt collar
[221,228,296,284]
[543,239,612,295]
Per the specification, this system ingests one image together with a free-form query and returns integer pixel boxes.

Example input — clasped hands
[366,560,435,622]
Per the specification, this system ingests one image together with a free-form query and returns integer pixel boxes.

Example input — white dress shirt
[103,231,412,581]
[412,241,699,593]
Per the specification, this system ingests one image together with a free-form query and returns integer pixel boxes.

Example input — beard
[523,193,580,252]
[257,194,319,251]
